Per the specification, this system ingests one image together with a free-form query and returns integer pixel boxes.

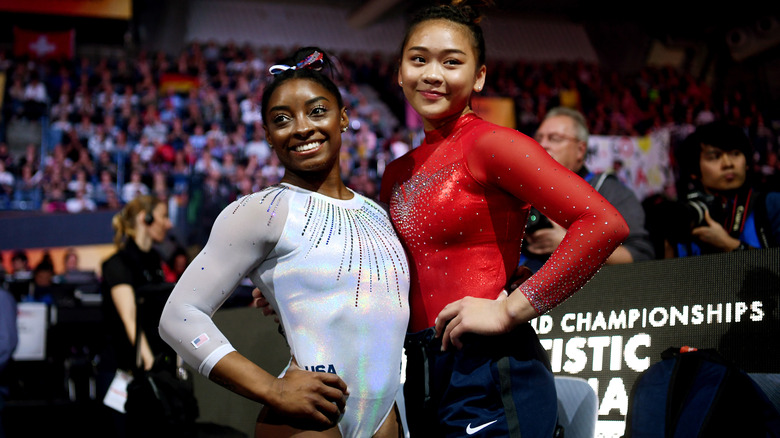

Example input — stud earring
[400,81,403,86]
[341,127,347,132]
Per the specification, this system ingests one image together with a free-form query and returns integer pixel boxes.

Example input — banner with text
[533,249,780,438]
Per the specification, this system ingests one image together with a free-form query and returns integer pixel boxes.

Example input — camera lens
[685,199,708,228]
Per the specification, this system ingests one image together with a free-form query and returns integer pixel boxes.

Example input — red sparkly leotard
[381,113,628,331]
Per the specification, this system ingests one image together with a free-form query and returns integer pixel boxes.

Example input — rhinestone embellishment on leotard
[390,161,460,249]
[255,185,407,307]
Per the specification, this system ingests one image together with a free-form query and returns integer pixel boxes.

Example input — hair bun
[451,0,493,24]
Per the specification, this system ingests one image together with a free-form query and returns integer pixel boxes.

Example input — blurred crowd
[1,41,779,253]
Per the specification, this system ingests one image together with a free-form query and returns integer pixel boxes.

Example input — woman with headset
[98,194,174,437]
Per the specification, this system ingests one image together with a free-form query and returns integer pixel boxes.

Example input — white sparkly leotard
[159,183,410,437]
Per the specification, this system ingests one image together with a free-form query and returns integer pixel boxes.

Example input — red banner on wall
[13,28,75,60]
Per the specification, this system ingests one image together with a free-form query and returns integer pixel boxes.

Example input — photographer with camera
[521,107,655,272]
[658,121,780,257]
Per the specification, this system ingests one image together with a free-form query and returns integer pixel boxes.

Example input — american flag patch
[191,333,210,348]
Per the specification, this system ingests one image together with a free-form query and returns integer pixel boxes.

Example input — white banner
[586,130,673,202]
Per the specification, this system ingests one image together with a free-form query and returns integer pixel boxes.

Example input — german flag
[159,73,199,94]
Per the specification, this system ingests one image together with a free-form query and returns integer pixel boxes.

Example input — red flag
[13,27,75,59]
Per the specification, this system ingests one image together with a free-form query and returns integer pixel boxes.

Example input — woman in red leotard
[379,1,629,437]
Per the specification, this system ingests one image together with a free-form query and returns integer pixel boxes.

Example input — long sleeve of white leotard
[159,191,287,377]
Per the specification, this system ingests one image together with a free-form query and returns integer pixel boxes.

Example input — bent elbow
[614,215,630,245]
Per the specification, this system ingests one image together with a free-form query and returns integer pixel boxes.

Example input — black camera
[682,191,720,230]
[525,206,553,234]
[658,191,723,242]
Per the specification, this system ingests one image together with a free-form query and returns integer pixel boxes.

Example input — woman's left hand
[434,292,514,351]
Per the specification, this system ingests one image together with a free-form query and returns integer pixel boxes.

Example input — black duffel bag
[125,353,199,438]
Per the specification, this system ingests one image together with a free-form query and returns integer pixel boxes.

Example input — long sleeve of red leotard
[463,120,629,314]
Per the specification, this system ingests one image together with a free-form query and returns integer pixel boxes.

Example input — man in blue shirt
[663,121,780,256]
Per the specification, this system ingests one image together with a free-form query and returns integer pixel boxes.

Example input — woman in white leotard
[158,47,409,438]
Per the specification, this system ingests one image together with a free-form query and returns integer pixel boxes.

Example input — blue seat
[748,373,780,414]
[555,376,598,438]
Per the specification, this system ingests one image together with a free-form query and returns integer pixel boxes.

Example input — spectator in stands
[188,124,207,154]
[16,144,39,175]
[94,149,118,181]
[65,187,97,213]
[121,169,150,203]
[167,118,188,151]
[125,114,144,146]
[12,164,41,210]
[0,144,13,171]
[244,124,271,164]
[26,254,58,304]
[104,188,122,211]
[141,106,168,144]
[62,248,79,272]
[193,147,222,176]
[55,247,97,285]
[521,107,654,272]
[74,114,95,147]
[652,121,780,257]
[133,135,156,165]
[0,285,18,438]
[5,76,26,120]
[0,161,13,208]
[8,250,31,280]
[66,168,94,200]
[3,250,30,301]
[87,125,115,160]
[72,147,96,179]
[385,128,411,161]
[239,89,262,129]
[93,169,117,208]
[22,71,48,120]
[41,182,68,213]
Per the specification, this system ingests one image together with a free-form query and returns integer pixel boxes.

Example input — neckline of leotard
[423,112,481,144]
[278,182,363,209]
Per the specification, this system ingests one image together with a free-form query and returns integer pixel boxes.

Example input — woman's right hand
[266,362,349,430]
